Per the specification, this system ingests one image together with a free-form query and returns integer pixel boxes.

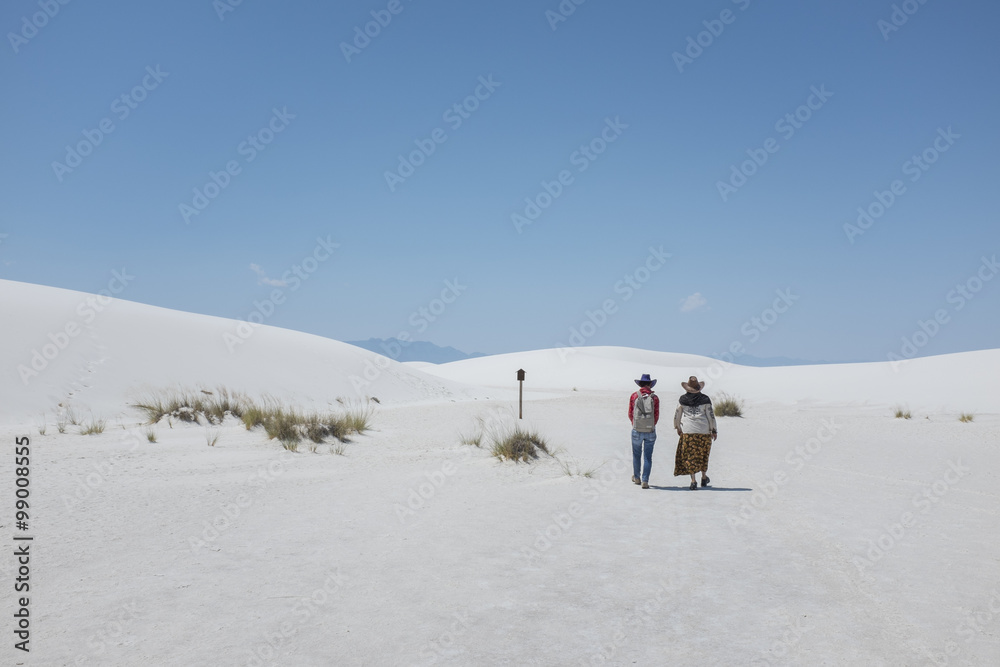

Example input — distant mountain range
[346,338,486,364]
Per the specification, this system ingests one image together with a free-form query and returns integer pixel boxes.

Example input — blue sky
[1,0,997,363]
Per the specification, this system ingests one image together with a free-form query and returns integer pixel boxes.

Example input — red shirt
[628,388,659,425]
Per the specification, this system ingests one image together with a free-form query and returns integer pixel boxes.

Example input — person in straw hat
[628,373,660,489]
[673,376,718,490]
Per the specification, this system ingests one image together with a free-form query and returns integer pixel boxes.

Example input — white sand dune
[420,345,1000,414]
[1,279,998,666]
[0,279,485,425]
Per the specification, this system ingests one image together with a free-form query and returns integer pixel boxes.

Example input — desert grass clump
[257,404,369,450]
[558,458,599,478]
[490,424,550,462]
[205,428,221,447]
[959,413,975,423]
[893,407,912,420]
[340,403,374,434]
[241,404,268,431]
[460,431,483,447]
[714,392,745,418]
[80,417,106,435]
[263,407,303,443]
[132,386,249,426]
[132,387,372,451]
[145,428,157,443]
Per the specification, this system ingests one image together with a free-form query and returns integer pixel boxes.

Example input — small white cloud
[680,292,708,313]
[250,263,287,287]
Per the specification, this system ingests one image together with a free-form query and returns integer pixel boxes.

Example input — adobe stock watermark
[585,579,676,665]
[727,418,841,531]
[920,588,1000,666]
[877,0,932,41]
[751,614,813,666]
[77,599,146,662]
[511,116,628,233]
[514,453,630,563]
[223,236,339,353]
[704,288,800,381]
[213,0,246,21]
[555,246,670,360]
[545,0,589,31]
[886,254,997,371]
[717,84,833,202]
[7,0,73,54]
[394,448,475,524]
[51,66,169,183]
[852,459,970,575]
[61,430,143,514]
[844,127,960,244]
[349,278,468,393]
[673,0,753,73]
[418,612,473,663]
[241,569,348,667]
[16,268,135,386]
[178,107,296,224]
[384,75,502,192]
[341,0,416,63]
[188,459,286,553]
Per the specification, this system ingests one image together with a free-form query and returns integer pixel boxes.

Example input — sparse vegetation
[893,407,912,420]
[341,404,374,434]
[459,410,552,462]
[205,428,220,447]
[36,416,47,436]
[241,404,268,431]
[130,387,372,450]
[145,428,157,443]
[56,419,67,434]
[490,424,550,462]
[133,387,248,425]
[558,458,599,478]
[714,392,745,418]
[959,413,975,423]
[460,430,483,447]
[80,417,106,435]
[331,442,347,456]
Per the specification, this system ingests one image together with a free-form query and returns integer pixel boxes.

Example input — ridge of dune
[3,278,997,423]
[419,345,1000,413]
[0,279,484,423]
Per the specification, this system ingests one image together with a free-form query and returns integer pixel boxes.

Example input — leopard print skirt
[674,433,713,476]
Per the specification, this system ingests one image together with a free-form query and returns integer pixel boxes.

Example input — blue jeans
[631,429,656,482]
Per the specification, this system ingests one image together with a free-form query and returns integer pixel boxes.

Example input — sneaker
[701,476,711,488]
[632,476,641,485]
[641,481,649,489]
[689,481,698,490]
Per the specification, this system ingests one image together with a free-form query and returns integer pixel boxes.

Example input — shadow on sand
[647,485,753,492]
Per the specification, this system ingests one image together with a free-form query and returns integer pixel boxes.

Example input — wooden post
[516,369,525,419]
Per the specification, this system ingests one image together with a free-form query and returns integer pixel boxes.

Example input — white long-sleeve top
[673,400,717,435]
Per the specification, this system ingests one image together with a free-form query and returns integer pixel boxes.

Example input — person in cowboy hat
[673,376,718,490]
[628,373,660,489]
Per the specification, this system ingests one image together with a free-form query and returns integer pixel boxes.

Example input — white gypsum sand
[1,278,998,666]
